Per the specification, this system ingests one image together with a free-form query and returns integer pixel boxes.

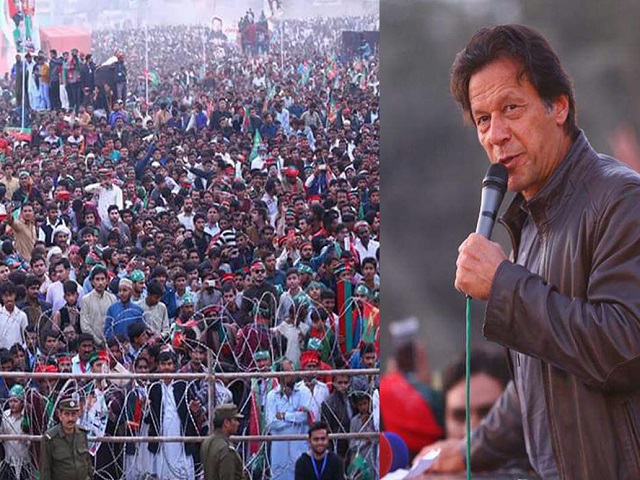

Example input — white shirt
[204,222,220,237]
[177,211,195,231]
[0,306,27,349]
[46,280,83,313]
[0,410,29,473]
[85,182,124,221]
[298,380,329,423]
[354,237,380,264]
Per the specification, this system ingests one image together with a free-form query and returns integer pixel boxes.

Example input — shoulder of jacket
[44,424,60,439]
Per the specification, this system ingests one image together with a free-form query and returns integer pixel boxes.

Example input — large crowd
[0,11,380,480]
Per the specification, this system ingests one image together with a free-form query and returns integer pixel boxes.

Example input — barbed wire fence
[0,290,380,479]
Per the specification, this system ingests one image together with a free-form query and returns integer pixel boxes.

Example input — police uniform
[201,404,247,480]
[39,398,93,480]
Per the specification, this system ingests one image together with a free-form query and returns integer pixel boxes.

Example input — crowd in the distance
[0,11,380,480]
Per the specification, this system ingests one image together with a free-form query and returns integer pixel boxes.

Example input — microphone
[475,163,508,239]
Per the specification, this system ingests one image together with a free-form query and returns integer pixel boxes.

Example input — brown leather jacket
[471,132,640,479]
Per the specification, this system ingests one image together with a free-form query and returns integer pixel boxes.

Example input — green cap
[129,269,145,282]
[214,403,244,421]
[297,264,313,275]
[253,350,271,361]
[307,337,323,351]
[181,292,194,305]
[58,397,81,411]
[354,283,371,298]
[9,384,24,400]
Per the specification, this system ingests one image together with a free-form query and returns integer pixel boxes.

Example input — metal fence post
[207,348,214,434]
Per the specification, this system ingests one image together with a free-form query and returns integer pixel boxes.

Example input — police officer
[201,403,247,480]
[39,397,93,480]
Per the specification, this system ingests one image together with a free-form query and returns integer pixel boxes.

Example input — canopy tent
[39,25,91,54]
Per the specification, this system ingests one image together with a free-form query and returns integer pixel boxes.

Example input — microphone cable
[465,295,472,480]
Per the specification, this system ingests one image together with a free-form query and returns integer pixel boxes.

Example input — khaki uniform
[201,431,247,480]
[39,424,93,480]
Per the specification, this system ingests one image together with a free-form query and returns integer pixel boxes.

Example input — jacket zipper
[624,401,640,473]
[542,368,565,478]
[538,228,565,478]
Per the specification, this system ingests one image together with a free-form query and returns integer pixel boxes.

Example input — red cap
[34,364,59,373]
[300,350,320,367]
[55,190,71,201]
[251,260,265,271]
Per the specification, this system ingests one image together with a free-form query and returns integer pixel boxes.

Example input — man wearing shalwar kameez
[265,359,313,480]
[144,350,206,479]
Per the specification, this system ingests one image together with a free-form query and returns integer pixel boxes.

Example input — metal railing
[0,356,380,444]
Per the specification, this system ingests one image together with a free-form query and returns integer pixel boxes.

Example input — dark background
[380,0,640,371]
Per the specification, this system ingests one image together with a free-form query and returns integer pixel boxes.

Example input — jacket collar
[501,131,595,239]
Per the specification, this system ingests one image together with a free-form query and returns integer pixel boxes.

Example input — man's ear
[553,94,569,127]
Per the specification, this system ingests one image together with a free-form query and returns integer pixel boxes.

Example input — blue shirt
[104,301,144,340]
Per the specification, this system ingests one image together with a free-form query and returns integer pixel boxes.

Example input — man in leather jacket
[426,24,640,480]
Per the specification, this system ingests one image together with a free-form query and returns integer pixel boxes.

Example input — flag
[249,129,262,162]
[298,61,310,85]
[337,280,353,355]
[242,106,251,133]
[143,70,159,86]
[326,97,336,127]
[4,127,32,142]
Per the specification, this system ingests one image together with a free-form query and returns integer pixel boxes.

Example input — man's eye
[476,115,489,126]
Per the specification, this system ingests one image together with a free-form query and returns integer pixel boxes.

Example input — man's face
[321,297,335,312]
[22,205,34,222]
[195,218,205,232]
[44,335,58,352]
[300,244,313,259]
[264,255,276,272]
[445,373,503,440]
[47,208,59,222]
[309,428,329,457]
[190,347,205,366]
[158,358,175,373]
[79,340,94,360]
[362,263,376,280]
[64,291,78,306]
[286,273,299,291]
[256,357,271,371]
[223,289,236,305]
[2,292,15,310]
[58,358,72,373]
[27,283,39,300]
[0,265,9,282]
[133,280,145,294]
[63,326,77,343]
[146,293,161,307]
[468,57,570,201]
[55,232,69,247]
[362,352,377,369]
[207,207,219,223]
[109,343,123,363]
[92,273,107,293]
[55,264,69,281]
[109,209,119,224]
[251,266,266,284]
[119,286,132,302]
[59,409,80,431]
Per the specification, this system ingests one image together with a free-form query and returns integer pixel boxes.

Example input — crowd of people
[0,11,380,480]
